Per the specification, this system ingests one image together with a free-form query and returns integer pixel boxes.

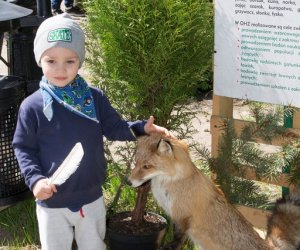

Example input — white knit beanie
[34,13,85,67]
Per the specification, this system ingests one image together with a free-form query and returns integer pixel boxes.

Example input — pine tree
[195,103,300,208]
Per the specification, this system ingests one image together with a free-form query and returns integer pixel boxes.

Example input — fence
[210,94,299,229]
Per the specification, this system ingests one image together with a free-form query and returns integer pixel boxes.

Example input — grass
[0,198,39,249]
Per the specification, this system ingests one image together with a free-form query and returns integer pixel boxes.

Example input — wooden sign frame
[210,94,300,229]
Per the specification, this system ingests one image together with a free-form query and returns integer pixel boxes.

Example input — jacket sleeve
[12,104,45,191]
[97,90,147,141]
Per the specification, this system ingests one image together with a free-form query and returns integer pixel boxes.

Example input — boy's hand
[32,178,57,200]
[144,116,175,138]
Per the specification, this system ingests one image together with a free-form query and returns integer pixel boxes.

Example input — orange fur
[129,135,300,250]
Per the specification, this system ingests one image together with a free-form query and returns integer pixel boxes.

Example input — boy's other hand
[144,116,175,139]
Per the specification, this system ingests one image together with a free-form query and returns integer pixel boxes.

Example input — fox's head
[128,134,192,187]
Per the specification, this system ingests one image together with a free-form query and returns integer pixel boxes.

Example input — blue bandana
[40,75,99,123]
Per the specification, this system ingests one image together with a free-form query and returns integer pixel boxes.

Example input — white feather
[48,142,84,185]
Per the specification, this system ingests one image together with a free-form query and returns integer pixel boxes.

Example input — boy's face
[40,47,81,87]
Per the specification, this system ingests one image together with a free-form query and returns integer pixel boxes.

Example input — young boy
[12,13,171,250]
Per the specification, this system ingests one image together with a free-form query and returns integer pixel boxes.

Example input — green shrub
[85,0,214,128]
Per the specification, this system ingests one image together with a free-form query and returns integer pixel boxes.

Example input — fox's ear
[157,139,173,156]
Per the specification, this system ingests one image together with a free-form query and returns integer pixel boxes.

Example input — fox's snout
[127,175,147,187]
[126,178,132,186]
[127,176,151,190]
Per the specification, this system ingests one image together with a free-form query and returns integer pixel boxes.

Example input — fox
[128,134,300,250]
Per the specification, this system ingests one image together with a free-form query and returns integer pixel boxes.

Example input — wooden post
[293,109,300,128]
[211,95,233,158]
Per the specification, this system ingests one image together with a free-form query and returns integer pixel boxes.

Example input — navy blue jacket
[12,86,146,208]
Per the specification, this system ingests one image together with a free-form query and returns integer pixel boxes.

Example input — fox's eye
[143,165,151,169]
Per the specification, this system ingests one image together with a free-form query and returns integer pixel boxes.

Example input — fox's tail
[266,192,300,250]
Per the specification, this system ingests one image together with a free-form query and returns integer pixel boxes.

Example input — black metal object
[1,0,51,95]
[8,27,43,94]
[0,1,51,210]
[0,75,32,207]
[36,0,51,18]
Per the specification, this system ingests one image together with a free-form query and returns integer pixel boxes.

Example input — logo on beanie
[48,28,72,43]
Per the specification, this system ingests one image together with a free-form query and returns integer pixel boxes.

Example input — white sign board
[214,0,300,107]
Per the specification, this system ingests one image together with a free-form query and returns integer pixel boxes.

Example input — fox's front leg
[160,219,189,250]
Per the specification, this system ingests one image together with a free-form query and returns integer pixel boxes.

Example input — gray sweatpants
[36,196,106,250]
